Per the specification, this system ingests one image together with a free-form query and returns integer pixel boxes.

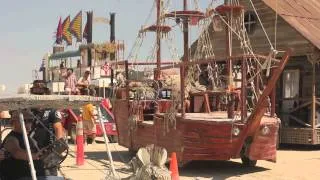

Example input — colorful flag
[55,17,63,44]
[62,16,72,45]
[70,11,82,42]
[83,11,93,43]
[83,21,88,41]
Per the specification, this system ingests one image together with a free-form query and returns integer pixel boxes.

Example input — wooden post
[225,0,233,118]
[181,64,185,118]
[271,68,276,117]
[227,94,235,118]
[110,13,116,61]
[312,62,316,129]
[181,0,188,118]
[111,68,114,86]
[241,58,247,121]
[155,0,161,80]
[125,61,129,101]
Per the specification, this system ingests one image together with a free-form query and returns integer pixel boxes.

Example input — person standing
[30,108,65,177]
[0,149,5,160]
[0,110,44,180]
[82,104,97,144]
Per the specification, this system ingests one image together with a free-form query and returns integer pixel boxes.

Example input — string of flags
[55,11,91,46]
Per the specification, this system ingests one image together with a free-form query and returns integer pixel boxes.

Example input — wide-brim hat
[10,110,34,123]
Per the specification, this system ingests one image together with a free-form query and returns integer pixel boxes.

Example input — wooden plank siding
[191,0,315,58]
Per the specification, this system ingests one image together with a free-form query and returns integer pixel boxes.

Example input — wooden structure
[113,0,292,166]
[43,41,124,96]
[191,0,320,145]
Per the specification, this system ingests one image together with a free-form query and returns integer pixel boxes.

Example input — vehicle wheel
[108,135,118,143]
[241,155,257,167]
[240,145,257,167]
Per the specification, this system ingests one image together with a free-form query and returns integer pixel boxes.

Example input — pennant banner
[62,16,72,45]
[70,11,82,42]
[55,17,63,44]
[83,11,93,43]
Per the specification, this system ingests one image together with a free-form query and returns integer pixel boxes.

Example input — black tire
[108,135,118,143]
[240,145,257,167]
[241,155,257,167]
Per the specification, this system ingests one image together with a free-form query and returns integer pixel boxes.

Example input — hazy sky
[0,0,222,94]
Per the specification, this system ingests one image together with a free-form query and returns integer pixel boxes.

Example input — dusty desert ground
[59,138,320,180]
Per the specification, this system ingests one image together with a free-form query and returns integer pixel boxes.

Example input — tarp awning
[49,50,81,60]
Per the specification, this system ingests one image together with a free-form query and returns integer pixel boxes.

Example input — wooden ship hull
[114,101,279,163]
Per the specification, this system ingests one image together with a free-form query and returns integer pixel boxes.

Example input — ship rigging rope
[211,0,273,111]
[248,0,274,50]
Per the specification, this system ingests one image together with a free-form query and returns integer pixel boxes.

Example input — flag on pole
[55,17,63,44]
[70,11,82,42]
[62,16,72,45]
[83,11,93,43]
[83,21,88,41]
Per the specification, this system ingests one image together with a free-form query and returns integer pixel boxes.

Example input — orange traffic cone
[76,118,84,166]
[170,152,179,180]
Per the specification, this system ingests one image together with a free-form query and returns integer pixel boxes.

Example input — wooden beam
[180,64,186,118]
[112,54,279,67]
[288,115,311,127]
[288,101,312,114]
[312,62,316,130]
[271,69,276,117]
[125,60,130,102]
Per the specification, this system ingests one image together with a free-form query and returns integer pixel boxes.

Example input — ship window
[244,11,257,34]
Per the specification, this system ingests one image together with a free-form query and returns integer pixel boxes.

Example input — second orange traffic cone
[170,152,179,180]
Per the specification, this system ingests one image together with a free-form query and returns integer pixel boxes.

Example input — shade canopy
[49,50,81,60]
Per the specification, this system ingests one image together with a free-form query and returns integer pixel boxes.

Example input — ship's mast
[183,0,189,64]
[225,0,235,119]
[226,0,232,88]
[181,0,189,117]
[155,0,161,80]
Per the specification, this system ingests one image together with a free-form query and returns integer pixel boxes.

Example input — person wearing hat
[77,69,96,96]
[0,110,45,180]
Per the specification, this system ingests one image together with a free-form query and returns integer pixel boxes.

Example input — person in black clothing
[0,148,4,160]
[0,110,45,180]
[30,108,65,176]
